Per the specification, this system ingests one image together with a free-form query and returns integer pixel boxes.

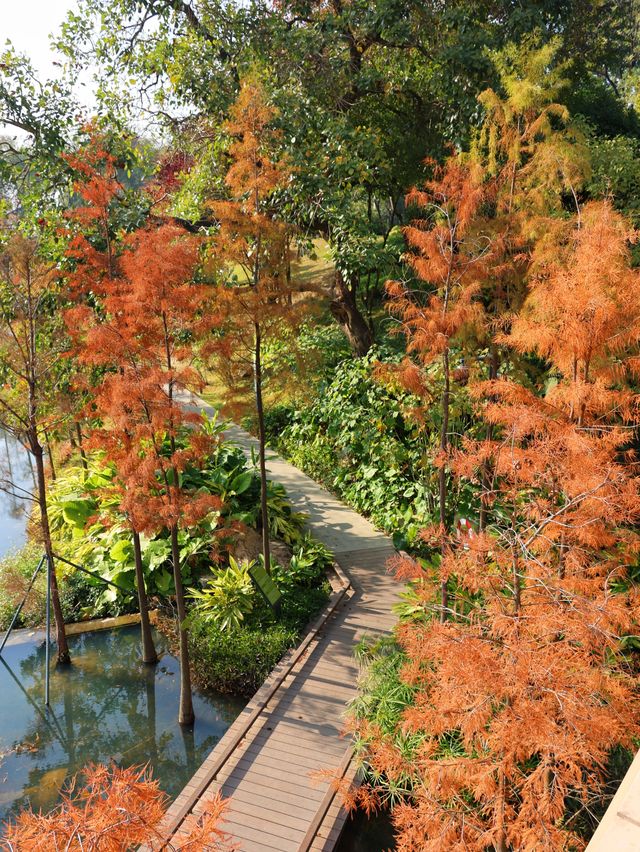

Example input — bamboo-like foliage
[469,38,592,378]
[472,39,589,218]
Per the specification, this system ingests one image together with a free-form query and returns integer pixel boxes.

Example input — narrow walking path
[158,397,402,851]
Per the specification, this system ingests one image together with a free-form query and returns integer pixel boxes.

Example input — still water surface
[0,430,35,559]
[0,625,244,823]
[336,808,396,851]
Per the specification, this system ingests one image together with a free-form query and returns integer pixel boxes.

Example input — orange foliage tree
[64,135,218,721]
[385,157,490,617]
[116,222,218,726]
[63,132,123,302]
[353,201,640,850]
[1,763,237,851]
[68,220,217,725]
[206,79,299,571]
[63,138,159,665]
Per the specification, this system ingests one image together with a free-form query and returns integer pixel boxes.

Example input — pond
[0,430,35,560]
[336,808,396,851]
[0,624,245,824]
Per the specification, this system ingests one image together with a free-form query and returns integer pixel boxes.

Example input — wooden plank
[161,531,401,852]
[248,726,348,757]
[226,797,311,833]
[219,763,326,803]
[221,753,332,786]
[217,783,319,819]
[298,748,353,852]
[217,772,324,807]
[223,820,300,852]
[227,729,345,767]
[240,741,341,771]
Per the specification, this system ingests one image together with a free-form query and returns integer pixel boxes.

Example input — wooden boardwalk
[161,401,401,851]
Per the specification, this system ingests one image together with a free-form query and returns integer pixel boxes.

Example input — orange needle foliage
[207,79,300,571]
[385,157,490,616]
[63,132,123,301]
[354,202,640,851]
[64,135,219,721]
[1,763,237,851]
[73,223,218,725]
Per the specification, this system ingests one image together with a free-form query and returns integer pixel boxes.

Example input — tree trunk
[439,349,451,621]
[44,431,56,481]
[132,529,157,665]
[254,322,271,573]
[75,421,88,473]
[170,525,194,726]
[479,345,499,531]
[512,536,521,616]
[329,271,374,356]
[495,767,508,852]
[33,443,70,664]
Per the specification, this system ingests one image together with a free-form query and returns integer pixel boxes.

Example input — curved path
[159,397,401,851]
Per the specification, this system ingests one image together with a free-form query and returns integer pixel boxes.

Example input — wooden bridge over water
[160,404,401,851]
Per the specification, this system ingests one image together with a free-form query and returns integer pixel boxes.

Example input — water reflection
[0,626,244,822]
[0,430,36,559]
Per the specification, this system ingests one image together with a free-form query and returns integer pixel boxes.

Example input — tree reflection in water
[0,428,36,558]
[0,625,244,822]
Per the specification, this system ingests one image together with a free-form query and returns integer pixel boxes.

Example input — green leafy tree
[58,0,636,355]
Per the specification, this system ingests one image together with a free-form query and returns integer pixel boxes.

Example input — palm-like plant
[188,557,255,631]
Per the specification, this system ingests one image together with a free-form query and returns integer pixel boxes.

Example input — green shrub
[280,534,333,587]
[276,580,330,631]
[270,351,480,547]
[185,534,331,694]
[273,352,439,538]
[349,636,423,805]
[0,542,142,631]
[262,404,295,439]
[188,617,298,695]
[44,421,290,620]
[265,481,307,545]
[188,556,256,631]
[59,568,138,622]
